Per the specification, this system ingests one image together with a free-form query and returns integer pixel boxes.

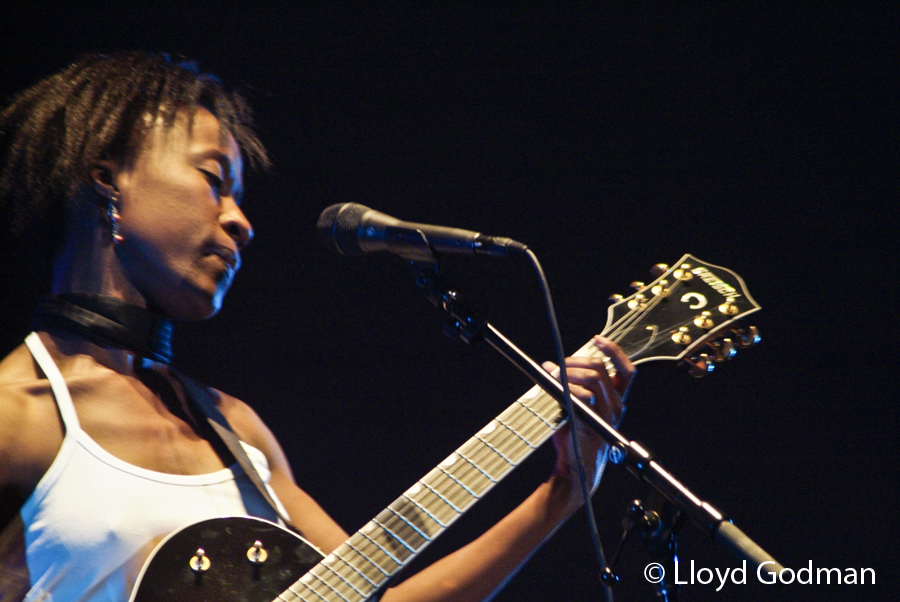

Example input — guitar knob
[190,548,211,573]
[687,354,714,378]
[608,294,624,302]
[247,540,268,564]
[650,263,669,277]
[732,326,761,348]
[629,281,645,290]
[693,311,714,329]
[671,326,691,345]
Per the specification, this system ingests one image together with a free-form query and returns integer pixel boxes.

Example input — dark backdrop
[2,4,897,601]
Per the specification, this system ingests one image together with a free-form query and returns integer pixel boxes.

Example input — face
[110,108,253,320]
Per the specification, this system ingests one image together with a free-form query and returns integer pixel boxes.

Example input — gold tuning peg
[672,264,694,281]
[731,326,761,348]
[608,294,624,302]
[671,326,691,345]
[629,281,645,290]
[650,263,669,277]
[718,298,740,315]
[693,311,714,329]
[687,354,714,378]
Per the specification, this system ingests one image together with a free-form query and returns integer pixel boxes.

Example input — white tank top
[20,333,290,602]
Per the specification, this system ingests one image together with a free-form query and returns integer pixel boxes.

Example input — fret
[405,482,460,524]
[420,471,469,512]
[455,449,497,484]
[474,433,515,465]
[498,403,555,445]
[446,451,496,495]
[320,558,371,599]
[307,572,352,602]
[339,542,391,586]
[288,581,327,602]
[276,590,301,602]
[435,453,490,497]
[360,524,411,564]
[489,419,537,461]
[437,465,479,499]
[331,549,381,589]
[385,503,433,543]
[458,436,509,481]
[346,536,400,575]
[372,518,417,554]
[516,394,557,429]
[399,491,448,529]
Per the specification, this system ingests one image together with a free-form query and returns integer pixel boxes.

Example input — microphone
[317,203,528,262]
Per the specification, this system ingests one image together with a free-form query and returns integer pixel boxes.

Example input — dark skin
[0,108,634,602]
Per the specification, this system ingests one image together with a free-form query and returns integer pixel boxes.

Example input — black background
[1,3,897,601]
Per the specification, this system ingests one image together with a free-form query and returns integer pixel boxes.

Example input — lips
[206,245,240,273]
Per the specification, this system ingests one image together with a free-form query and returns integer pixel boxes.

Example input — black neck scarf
[31,294,174,363]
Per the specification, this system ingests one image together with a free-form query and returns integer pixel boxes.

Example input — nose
[220,202,254,249]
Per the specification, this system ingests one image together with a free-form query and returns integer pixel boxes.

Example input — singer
[0,52,634,602]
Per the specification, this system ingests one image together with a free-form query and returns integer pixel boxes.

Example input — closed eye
[199,169,225,194]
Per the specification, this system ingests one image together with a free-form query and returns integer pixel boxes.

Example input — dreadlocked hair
[0,51,270,267]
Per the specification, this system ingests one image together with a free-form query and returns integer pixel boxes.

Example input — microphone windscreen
[317,203,370,255]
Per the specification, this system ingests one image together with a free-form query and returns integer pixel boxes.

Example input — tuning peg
[608,294,624,302]
[650,263,669,277]
[629,281,645,290]
[628,294,647,310]
[693,311,714,329]
[673,263,694,281]
[686,354,714,378]
[731,326,761,348]
[651,279,670,296]
[718,298,740,315]
[710,337,736,361]
[671,326,691,345]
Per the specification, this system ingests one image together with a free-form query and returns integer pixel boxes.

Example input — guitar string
[290,276,733,601]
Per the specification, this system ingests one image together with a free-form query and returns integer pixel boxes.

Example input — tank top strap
[25,332,82,433]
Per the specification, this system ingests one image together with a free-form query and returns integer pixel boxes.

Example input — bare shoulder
[0,343,62,493]
[211,388,280,456]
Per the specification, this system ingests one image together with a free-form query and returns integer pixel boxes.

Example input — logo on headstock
[691,267,742,299]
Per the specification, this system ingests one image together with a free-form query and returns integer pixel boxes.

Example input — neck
[51,203,146,306]
[38,329,140,376]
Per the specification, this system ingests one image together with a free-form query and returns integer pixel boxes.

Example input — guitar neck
[285,337,600,602]
[279,254,759,602]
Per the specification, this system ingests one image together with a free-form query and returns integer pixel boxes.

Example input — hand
[543,336,635,498]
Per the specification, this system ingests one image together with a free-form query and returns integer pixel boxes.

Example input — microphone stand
[411,263,784,582]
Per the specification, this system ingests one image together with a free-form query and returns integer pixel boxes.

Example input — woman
[0,52,633,602]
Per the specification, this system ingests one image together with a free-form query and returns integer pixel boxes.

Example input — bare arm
[379,336,634,602]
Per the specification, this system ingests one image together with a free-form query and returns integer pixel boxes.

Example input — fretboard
[278,339,601,602]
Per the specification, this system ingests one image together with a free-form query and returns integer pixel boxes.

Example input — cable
[524,248,614,602]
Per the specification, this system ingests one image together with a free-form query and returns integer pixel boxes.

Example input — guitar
[130,254,760,602]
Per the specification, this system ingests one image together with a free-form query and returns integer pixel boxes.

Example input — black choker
[32,294,174,363]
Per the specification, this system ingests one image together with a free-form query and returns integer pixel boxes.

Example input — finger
[593,336,636,379]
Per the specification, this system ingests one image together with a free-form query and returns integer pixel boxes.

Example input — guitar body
[130,517,324,602]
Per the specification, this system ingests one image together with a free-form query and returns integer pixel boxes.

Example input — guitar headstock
[602,254,760,376]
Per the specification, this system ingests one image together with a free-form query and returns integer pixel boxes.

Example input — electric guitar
[130,254,760,602]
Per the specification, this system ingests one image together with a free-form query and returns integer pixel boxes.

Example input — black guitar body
[130,517,324,602]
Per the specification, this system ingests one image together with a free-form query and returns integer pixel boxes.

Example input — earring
[108,193,124,244]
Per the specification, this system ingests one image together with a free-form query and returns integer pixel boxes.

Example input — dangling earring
[108,192,124,244]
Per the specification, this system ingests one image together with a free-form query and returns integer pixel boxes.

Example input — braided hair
[0,51,270,268]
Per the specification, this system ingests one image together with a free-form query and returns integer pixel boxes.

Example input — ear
[89,160,120,201]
